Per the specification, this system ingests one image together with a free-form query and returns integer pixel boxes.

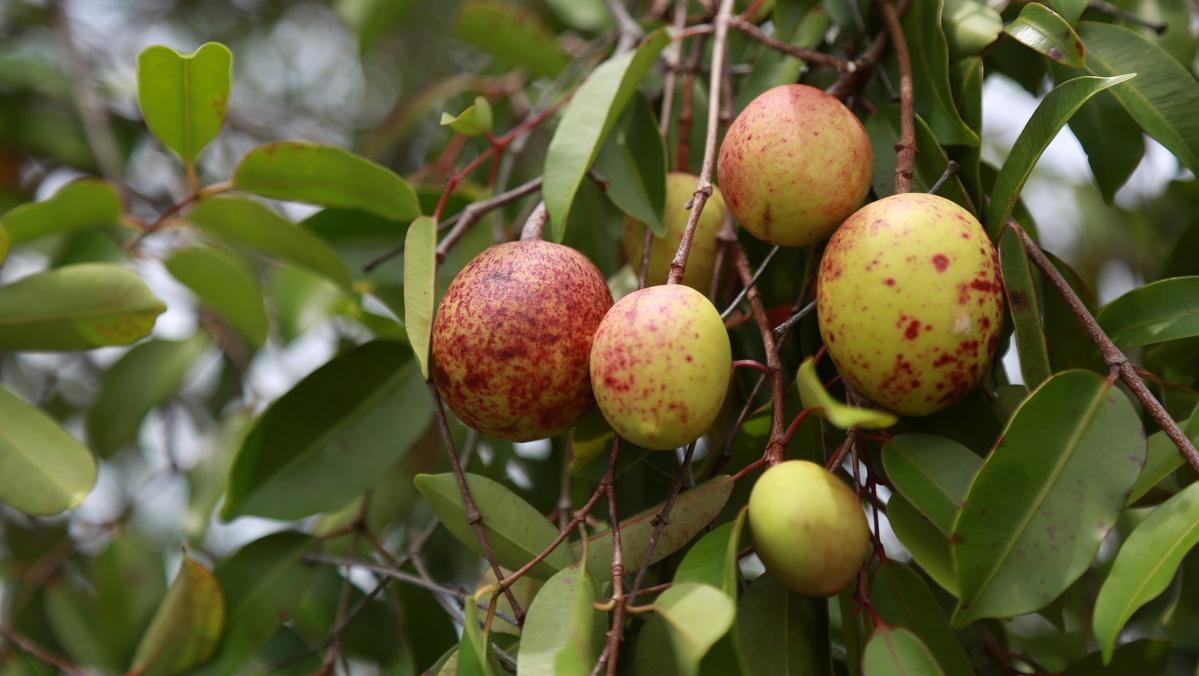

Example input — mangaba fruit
[432,240,612,441]
[717,84,872,247]
[817,193,1004,416]
[589,284,731,450]
[748,460,869,596]
[623,172,726,291]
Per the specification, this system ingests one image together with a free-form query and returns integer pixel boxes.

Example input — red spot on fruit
[932,254,949,272]
[883,278,895,286]
[904,320,920,340]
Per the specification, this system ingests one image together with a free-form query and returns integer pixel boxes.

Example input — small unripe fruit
[717,84,872,247]
[748,460,870,596]
[432,240,613,441]
[590,284,731,450]
[623,172,726,291]
[817,193,1004,416]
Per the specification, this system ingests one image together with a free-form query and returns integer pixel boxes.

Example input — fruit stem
[879,0,916,194]
[519,201,548,241]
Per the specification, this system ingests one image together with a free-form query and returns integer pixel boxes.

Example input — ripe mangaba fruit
[717,84,872,247]
[624,172,726,291]
[590,284,731,450]
[432,240,612,441]
[817,193,1004,416]
[748,460,870,596]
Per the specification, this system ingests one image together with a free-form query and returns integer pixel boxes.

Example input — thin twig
[659,0,689,137]
[880,0,916,194]
[602,439,625,676]
[773,300,817,339]
[720,245,780,319]
[928,160,960,196]
[0,623,84,675]
[604,0,645,53]
[674,35,708,171]
[730,17,854,71]
[825,0,912,101]
[730,242,788,464]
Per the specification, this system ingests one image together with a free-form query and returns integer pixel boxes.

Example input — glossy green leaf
[1047,0,1087,24]
[185,196,352,290]
[233,142,420,222]
[1098,277,1199,348]
[223,340,432,519]
[415,471,574,578]
[881,434,980,534]
[985,74,1134,237]
[1079,22,1199,176]
[130,557,224,676]
[0,263,164,350]
[862,626,946,676]
[594,94,666,235]
[0,385,97,516]
[675,508,747,596]
[736,572,831,676]
[1127,410,1199,505]
[0,179,121,243]
[653,583,736,676]
[403,216,436,379]
[543,28,670,241]
[887,494,958,595]
[440,96,493,137]
[1004,3,1085,67]
[894,0,979,147]
[137,42,232,162]
[998,228,1051,387]
[1094,482,1199,661]
[454,0,568,79]
[1056,74,1144,204]
[457,596,501,676]
[166,247,268,347]
[951,370,1146,625]
[865,105,974,212]
[872,564,973,675]
[1057,640,1169,675]
[516,564,603,676]
[942,0,1003,58]
[87,335,209,457]
[798,357,898,429]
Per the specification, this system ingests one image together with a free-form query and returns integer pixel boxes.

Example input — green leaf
[871,564,973,675]
[951,370,1146,625]
[1047,0,1087,24]
[881,434,980,534]
[736,572,832,676]
[653,583,736,676]
[594,94,667,235]
[185,196,352,290]
[862,626,946,676]
[543,0,610,31]
[1127,410,1199,505]
[1003,3,1085,67]
[165,247,268,347]
[1057,640,1169,675]
[403,216,436,379]
[998,228,1051,387]
[415,472,574,578]
[674,508,747,596]
[130,557,224,676]
[440,96,493,137]
[457,595,501,676]
[233,142,420,222]
[0,263,164,351]
[887,494,958,595]
[86,335,209,457]
[0,179,121,243]
[985,74,1134,237]
[454,0,569,79]
[865,105,974,212]
[0,385,97,516]
[136,43,232,162]
[797,357,898,429]
[1054,70,1144,204]
[893,0,979,147]
[1097,277,1199,348]
[581,475,735,582]
[942,0,1003,58]
[543,28,670,241]
[222,340,432,520]
[516,564,603,676]
[1093,482,1199,662]
[1079,22,1199,176]
[0,224,8,264]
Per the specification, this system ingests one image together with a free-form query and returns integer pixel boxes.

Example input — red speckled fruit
[817,193,1004,416]
[431,240,613,441]
[717,84,872,247]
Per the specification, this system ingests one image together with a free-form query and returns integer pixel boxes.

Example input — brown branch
[602,439,626,676]
[1009,222,1199,475]
[825,0,912,101]
[879,0,916,193]
[604,0,645,53]
[674,35,708,172]
[730,242,788,464]
[0,623,84,675]
[729,17,854,72]
[659,0,689,137]
[627,444,697,600]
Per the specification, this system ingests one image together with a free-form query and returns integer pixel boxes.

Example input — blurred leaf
[222,340,432,519]
[0,263,164,350]
[865,105,974,212]
[0,179,120,243]
[87,334,209,457]
[233,142,420,222]
[736,572,831,676]
[165,247,268,347]
[1057,640,1169,675]
[244,627,321,675]
[985,74,1134,237]
[458,595,501,676]
[186,413,250,540]
[186,197,352,290]
[862,626,946,676]
[544,28,670,241]
[797,357,898,429]
[594,94,667,235]
[336,0,416,51]
[1004,3,1085,67]
[130,557,224,676]
[440,96,493,136]
[887,493,958,595]
[894,0,979,147]
[881,434,980,534]
[942,0,1002,58]
[653,583,736,676]
[872,564,973,674]
[951,370,1146,625]
[999,228,1051,387]
[403,216,436,379]
[1047,0,1087,24]
[137,42,232,162]
[568,408,618,474]
[0,223,8,264]
[544,0,610,31]
[267,265,349,343]
[1098,277,1199,348]
[1094,482,1199,662]
[0,386,91,513]
[454,0,569,79]
[1127,410,1199,505]
[516,564,603,676]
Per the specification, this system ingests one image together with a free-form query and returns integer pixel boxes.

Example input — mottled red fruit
[717,84,873,247]
[432,241,613,441]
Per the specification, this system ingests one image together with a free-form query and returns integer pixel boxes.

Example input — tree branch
[604,0,645,53]
[602,439,625,676]
[879,0,916,193]
[730,17,854,72]
[730,242,788,464]
[0,623,84,675]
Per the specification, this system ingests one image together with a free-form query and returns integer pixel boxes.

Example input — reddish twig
[0,623,84,675]
[825,0,912,101]
[731,242,788,464]
[674,34,707,172]
[879,0,915,193]
[730,17,854,72]
[659,0,689,137]
[602,439,626,676]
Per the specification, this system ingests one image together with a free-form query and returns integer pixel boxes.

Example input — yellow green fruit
[748,460,870,596]
[817,193,1004,416]
[589,284,731,450]
[623,172,726,290]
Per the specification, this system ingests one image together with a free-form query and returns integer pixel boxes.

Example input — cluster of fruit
[429,84,1004,597]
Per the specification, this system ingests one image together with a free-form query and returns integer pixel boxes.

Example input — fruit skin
[623,172,727,291]
[432,240,613,441]
[589,284,731,450]
[748,460,870,596]
[817,193,1004,416]
[717,84,872,247]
